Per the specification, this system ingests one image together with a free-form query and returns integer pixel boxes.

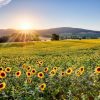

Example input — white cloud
[0,0,12,7]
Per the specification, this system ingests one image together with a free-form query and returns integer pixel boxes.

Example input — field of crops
[0,39,100,100]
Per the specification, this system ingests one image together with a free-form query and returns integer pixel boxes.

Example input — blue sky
[0,0,100,30]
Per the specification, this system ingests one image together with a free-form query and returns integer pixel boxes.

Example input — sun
[19,22,33,30]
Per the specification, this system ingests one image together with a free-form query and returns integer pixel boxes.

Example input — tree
[51,34,59,40]
[0,36,9,43]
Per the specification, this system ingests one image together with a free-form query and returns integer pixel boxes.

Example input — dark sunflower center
[97,68,100,71]
[40,62,42,64]
[62,73,64,75]
[0,84,3,88]
[32,70,35,73]
[39,73,43,76]
[17,72,19,75]
[28,73,31,75]
[81,68,83,71]
[7,68,10,71]
[0,68,2,70]
[41,85,44,88]
[67,70,71,73]
[1,73,5,77]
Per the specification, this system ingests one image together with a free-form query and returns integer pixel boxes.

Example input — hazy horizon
[0,26,100,32]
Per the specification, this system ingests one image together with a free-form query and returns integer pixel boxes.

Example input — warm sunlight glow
[19,22,33,30]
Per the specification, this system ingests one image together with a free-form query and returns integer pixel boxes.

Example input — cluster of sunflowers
[0,67,11,91]
[0,62,100,93]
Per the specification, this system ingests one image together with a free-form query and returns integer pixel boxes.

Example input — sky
[0,0,100,30]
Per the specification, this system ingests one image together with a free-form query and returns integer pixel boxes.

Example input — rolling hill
[37,27,100,38]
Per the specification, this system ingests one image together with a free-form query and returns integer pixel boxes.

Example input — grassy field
[0,39,100,100]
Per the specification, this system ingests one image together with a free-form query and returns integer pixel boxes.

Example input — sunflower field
[0,39,100,100]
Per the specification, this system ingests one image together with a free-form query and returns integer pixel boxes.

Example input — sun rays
[1,30,39,47]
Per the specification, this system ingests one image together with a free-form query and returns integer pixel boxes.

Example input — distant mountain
[0,29,15,36]
[0,27,100,42]
[37,27,100,38]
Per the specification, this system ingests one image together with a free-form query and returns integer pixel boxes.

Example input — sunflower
[39,83,46,91]
[26,66,31,71]
[61,71,65,77]
[5,67,11,73]
[37,60,43,67]
[15,71,21,77]
[53,67,58,71]
[31,68,36,75]
[44,67,49,73]
[66,68,73,75]
[37,72,44,79]
[26,71,32,77]
[36,60,39,64]
[26,78,32,83]
[0,71,7,79]
[79,66,84,73]
[0,67,3,71]
[0,82,6,91]
[95,67,100,74]
[4,62,6,65]
[49,70,56,76]
[22,64,27,69]
[39,61,43,65]
[76,70,81,77]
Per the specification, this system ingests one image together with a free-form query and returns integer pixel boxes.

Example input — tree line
[51,33,99,41]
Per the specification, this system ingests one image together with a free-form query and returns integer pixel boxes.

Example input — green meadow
[0,39,100,100]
